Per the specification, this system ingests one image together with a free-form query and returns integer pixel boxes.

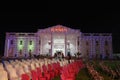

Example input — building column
[38,37,41,55]
[65,33,67,56]
[16,38,19,57]
[24,38,26,57]
[76,37,78,54]
[4,38,9,57]
[92,39,96,59]
[51,33,53,56]
[109,37,113,59]
[14,38,17,57]
[100,38,103,59]
[79,38,81,53]
[102,39,105,59]
[90,37,93,59]
[40,35,42,55]
[36,36,39,56]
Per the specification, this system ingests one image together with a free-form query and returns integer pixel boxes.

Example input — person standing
[67,52,71,63]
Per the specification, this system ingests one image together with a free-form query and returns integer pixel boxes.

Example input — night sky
[0,8,120,56]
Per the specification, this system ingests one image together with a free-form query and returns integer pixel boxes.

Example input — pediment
[37,25,80,33]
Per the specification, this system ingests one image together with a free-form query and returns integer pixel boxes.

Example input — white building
[4,25,113,59]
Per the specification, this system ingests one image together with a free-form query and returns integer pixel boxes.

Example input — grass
[76,68,91,80]
[53,76,60,80]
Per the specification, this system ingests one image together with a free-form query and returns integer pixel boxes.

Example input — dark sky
[0,7,120,56]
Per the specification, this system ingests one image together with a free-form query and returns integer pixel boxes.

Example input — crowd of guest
[53,51,73,64]
[54,51,64,61]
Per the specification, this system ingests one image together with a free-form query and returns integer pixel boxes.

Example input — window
[105,50,109,56]
[86,41,89,46]
[96,41,99,46]
[87,50,89,55]
[30,40,32,45]
[105,40,108,46]
[20,41,23,45]
[10,40,13,45]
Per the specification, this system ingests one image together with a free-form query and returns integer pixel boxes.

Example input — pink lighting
[51,26,67,32]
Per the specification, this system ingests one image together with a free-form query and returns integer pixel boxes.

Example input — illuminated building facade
[4,25,113,59]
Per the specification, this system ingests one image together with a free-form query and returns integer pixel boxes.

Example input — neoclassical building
[4,25,113,59]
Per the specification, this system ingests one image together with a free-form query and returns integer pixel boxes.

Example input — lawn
[76,68,91,80]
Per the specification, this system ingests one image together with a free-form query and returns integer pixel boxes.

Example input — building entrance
[52,38,65,56]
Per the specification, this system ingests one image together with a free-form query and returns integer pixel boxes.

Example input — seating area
[0,58,84,80]
[60,60,84,80]
[1,56,120,80]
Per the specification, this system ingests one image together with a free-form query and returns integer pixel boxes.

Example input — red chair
[48,64,55,78]
[61,71,75,80]
[21,74,30,80]
[42,65,51,80]
[36,68,47,80]
[31,70,38,80]
[52,63,59,76]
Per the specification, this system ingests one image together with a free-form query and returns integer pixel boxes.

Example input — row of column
[82,36,112,59]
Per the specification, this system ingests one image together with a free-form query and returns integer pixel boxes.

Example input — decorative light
[51,26,67,32]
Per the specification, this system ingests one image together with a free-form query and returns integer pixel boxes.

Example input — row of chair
[60,60,84,80]
[0,58,75,80]
[99,61,120,79]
